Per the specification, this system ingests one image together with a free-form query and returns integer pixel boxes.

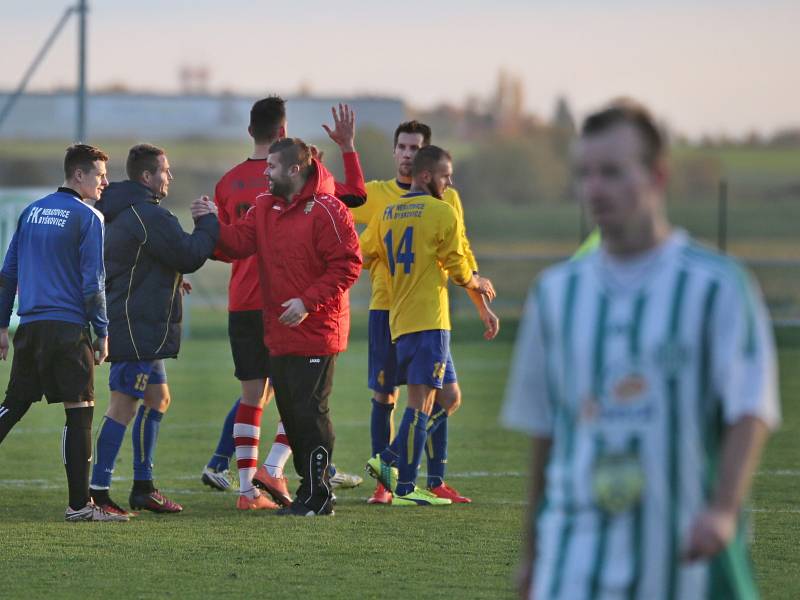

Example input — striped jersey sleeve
[501,280,556,437]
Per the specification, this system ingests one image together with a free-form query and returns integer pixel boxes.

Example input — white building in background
[0,91,406,140]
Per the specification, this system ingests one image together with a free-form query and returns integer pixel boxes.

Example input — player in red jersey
[201,97,366,509]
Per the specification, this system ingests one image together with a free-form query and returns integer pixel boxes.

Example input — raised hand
[322,103,356,153]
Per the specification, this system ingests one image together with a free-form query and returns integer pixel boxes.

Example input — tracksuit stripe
[139,407,149,465]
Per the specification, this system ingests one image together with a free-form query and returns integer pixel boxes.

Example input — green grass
[0,313,797,598]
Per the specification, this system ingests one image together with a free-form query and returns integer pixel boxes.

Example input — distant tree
[456,134,569,206]
[550,95,576,159]
[551,96,576,136]
[769,128,800,148]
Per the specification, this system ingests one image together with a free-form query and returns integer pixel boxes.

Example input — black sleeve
[338,194,366,208]
[140,207,220,274]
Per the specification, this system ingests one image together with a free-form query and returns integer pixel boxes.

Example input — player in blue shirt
[0,144,127,522]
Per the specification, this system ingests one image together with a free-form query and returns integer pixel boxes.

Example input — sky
[1,0,798,138]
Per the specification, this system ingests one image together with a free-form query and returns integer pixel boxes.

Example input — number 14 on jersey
[384,227,415,275]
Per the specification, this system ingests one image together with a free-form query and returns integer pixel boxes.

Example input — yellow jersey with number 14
[360,192,473,340]
[351,179,478,311]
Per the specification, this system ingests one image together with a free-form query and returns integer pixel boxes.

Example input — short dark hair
[250,96,287,144]
[581,99,666,168]
[268,138,312,174]
[64,144,108,179]
[412,145,451,177]
[393,120,432,148]
[126,143,165,182]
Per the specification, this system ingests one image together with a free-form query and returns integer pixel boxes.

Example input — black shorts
[228,310,270,381]
[5,320,94,405]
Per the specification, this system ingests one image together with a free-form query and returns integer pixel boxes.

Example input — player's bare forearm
[683,415,770,562]
[463,274,496,302]
[712,415,770,513]
[519,436,552,598]
[466,287,499,340]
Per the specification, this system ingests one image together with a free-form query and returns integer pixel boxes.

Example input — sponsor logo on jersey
[582,362,656,423]
[27,206,70,228]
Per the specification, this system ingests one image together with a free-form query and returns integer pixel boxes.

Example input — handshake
[191,195,218,220]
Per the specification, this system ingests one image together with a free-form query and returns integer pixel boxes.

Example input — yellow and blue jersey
[360,192,473,340]
[352,180,477,311]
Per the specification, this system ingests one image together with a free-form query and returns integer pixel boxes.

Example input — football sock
[370,398,395,456]
[234,403,262,497]
[90,416,127,490]
[207,397,239,471]
[381,435,401,466]
[132,405,163,482]
[132,478,155,494]
[426,404,449,488]
[264,420,291,478]
[0,398,33,444]
[394,408,429,496]
[63,406,93,511]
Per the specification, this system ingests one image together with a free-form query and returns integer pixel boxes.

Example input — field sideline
[0,314,797,599]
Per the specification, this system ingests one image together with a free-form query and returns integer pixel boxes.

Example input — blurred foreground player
[502,100,780,599]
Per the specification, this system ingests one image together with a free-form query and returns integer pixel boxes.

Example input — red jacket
[216,159,362,356]
[213,152,366,311]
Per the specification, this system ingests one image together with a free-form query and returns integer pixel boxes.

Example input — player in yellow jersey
[361,146,495,506]
[349,122,499,504]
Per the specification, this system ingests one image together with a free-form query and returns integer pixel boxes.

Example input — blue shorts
[109,360,167,399]
[395,330,457,389]
[367,310,398,394]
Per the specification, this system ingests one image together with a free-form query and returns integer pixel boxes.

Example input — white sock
[264,421,292,478]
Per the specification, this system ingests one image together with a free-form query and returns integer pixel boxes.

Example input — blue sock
[90,416,127,490]
[207,397,240,471]
[132,405,164,482]
[370,398,395,456]
[394,408,429,496]
[426,405,449,488]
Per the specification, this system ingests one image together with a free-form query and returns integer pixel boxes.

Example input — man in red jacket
[200,98,366,510]
[192,137,362,516]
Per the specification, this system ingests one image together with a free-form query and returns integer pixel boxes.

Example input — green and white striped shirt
[502,230,780,600]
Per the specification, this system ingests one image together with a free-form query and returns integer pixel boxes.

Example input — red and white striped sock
[263,420,292,478]
[233,404,262,498]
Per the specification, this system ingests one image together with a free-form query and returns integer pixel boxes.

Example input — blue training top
[0,187,108,337]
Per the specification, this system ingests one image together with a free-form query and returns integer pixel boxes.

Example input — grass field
[0,312,797,599]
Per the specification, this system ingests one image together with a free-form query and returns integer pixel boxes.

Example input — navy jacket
[97,180,218,362]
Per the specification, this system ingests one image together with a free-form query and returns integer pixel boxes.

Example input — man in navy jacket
[0,144,129,522]
[89,144,218,516]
